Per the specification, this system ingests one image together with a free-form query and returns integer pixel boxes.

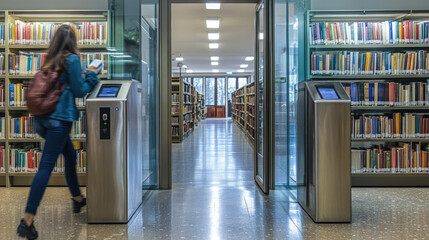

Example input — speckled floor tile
[1,119,429,239]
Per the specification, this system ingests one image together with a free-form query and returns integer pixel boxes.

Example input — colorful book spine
[310,21,429,45]
[352,143,429,173]
[311,51,429,75]
[8,83,28,106]
[0,117,5,139]
[9,21,107,45]
[0,146,4,172]
[343,81,429,106]
[0,53,5,74]
[0,23,4,45]
[8,52,46,75]
[71,111,86,139]
[9,116,36,139]
[80,53,108,74]
[351,113,429,139]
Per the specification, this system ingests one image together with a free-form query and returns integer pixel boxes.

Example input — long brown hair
[41,25,79,72]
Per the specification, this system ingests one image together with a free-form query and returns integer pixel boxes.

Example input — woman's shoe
[72,196,87,213]
[17,218,38,240]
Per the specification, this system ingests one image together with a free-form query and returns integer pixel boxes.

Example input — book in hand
[88,59,104,74]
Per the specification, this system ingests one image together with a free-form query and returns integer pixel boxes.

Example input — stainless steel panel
[315,100,351,222]
[87,100,127,223]
[87,80,142,223]
[126,81,143,220]
[297,81,351,223]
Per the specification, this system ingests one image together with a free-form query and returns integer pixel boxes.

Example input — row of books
[343,80,429,106]
[351,113,429,139]
[9,83,28,106]
[351,143,429,173]
[71,112,86,139]
[171,126,179,136]
[171,94,180,103]
[0,83,4,106]
[8,52,108,75]
[9,148,86,173]
[247,95,255,105]
[246,84,255,94]
[310,21,429,45]
[9,21,107,45]
[171,116,179,124]
[10,116,37,139]
[310,51,429,75]
[0,53,5,74]
[0,146,5,172]
[0,24,4,45]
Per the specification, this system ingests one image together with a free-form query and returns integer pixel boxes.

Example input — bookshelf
[171,77,205,143]
[308,10,429,187]
[232,82,255,143]
[0,10,109,187]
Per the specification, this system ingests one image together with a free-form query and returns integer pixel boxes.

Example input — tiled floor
[1,118,429,239]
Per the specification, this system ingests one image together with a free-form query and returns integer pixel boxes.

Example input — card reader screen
[97,85,121,98]
[317,87,339,99]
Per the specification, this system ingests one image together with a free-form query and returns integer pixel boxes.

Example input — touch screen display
[317,87,339,99]
[97,85,121,98]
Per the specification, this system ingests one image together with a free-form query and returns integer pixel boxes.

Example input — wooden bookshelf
[308,10,429,187]
[0,10,109,187]
[171,77,205,143]
[232,82,255,143]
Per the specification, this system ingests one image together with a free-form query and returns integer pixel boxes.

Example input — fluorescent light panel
[237,69,245,73]
[210,56,219,61]
[206,17,220,28]
[208,32,220,40]
[176,57,184,61]
[209,43,219,49]
[211,62,219,66]
[206,3,220,9]
[212,69,219,73]
[245,56,254,61]
[186,69,193,73]
[240,64,248,68]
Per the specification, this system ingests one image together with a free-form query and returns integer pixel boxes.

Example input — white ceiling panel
[172,3,256,74]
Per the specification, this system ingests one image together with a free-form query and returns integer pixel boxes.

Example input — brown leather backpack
[27,71,67,116]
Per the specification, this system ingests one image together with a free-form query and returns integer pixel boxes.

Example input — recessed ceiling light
[245,56,254,61]
[176,57,184,61]
[206,17,220,28]
[240,64,248,68]
[209,43,219,49]
[208,32,220,40]
[211,62,219,66]
[211,56,219,61]
[186,69,193,73]
[237,69,245,73]
[212,69,219,73]
[227,72,232,74]
[206,3,221,9]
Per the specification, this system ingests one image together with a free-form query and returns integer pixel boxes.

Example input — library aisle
[0,119,428,239]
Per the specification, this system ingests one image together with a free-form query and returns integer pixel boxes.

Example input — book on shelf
[8,52,46,75]
[310,21,429,46]
[171,126,179,136]
[71,111,86,139]
[80,53,108,75]
[171,116,179,124]
[0,23,5,45]
[9,148,86,173]
[343,80,429,106]
[9,21,107,45]
[9,116,38,139]
[352,143,429,173]
[9,83,28,106]
[0,117,5,139]
[171,106,179,114]
[310,50,429,75]
[0,82,4,106]
[171,94,180,103]
[351,113,429,139]
[0,146,4,172]
[0,53,5,74]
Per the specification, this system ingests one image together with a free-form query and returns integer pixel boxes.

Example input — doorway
[206,77,226,117]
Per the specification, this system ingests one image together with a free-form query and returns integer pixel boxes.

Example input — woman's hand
[86,66,98,74]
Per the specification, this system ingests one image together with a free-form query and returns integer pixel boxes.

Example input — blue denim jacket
[50,54,99,122]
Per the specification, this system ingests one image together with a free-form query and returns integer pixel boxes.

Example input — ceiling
[172,3,256,74]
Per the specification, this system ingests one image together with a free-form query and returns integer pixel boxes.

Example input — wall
[0,0,108,10]
[311,0,428,10]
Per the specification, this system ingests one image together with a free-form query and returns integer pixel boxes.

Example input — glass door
[205,77,226,118]
[255,0,269,194]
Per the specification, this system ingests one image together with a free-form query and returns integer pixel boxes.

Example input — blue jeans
[25,116,82,215]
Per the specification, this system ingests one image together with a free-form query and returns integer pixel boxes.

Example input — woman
[17,25,99,240]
